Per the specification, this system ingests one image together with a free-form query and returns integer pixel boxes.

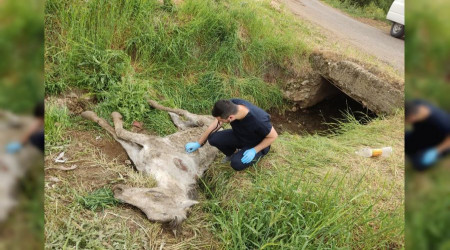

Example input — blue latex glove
[422,148,439,166]
[185,142,201,153]
[241,148,256,164]
[6,142,22,154]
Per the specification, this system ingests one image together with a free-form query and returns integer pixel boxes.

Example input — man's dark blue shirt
[229,99,272,148]
[409,100,450,153]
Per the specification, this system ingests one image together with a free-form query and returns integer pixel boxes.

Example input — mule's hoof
[111,112,123,120]
[113,184,127,196]
[81,111,97,120]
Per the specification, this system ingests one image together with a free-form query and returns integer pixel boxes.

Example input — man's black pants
[30,129,44,152]
[208,129,270,171]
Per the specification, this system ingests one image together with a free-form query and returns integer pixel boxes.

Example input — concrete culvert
[282,51,404,116]
[309,52,404,115]
[272,84,377,135]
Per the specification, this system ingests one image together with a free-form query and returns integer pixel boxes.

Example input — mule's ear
[168,112,188,130]
[180,199,199,209]
[168,112,202,130]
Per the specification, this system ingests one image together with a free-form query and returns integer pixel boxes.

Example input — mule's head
[113,184,198,226]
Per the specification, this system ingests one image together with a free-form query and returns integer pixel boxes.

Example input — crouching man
[185,99,278,171]
[405,100,450,170]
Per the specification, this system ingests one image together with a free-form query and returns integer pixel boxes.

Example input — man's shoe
[222,155,232,163]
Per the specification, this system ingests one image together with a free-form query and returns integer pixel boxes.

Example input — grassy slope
[0,0,44,248]
[0,0,44,113]
[44,104,404,248]
[44,0,404,248]
[406,160,450,250]
[202,111,404,248]
[405,0,450,109]
[405,1,450,248]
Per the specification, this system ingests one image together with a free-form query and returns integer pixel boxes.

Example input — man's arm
[20,119,44,144]
[254,127,278,153]
[198,120,222,145]
[437,135,450,154]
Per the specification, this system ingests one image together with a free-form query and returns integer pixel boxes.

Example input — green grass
[44,100,72,153]
[320,0,390,22]
[201,111,405,248]
[45,0,295,136]
[406,167,450,250]
[405,77,450,110]
[405,1,450,247]
[0,0,44,114]
[44,0,404,248]
[46,203,146,249]
[152,72,285,114]
[44,111,404,248]
[405,0,450,110]
[45,0,307,95]
[77,187,121,211]
[95,71,285,136]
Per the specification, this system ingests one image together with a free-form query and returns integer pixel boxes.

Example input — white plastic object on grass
[355,147,393,158]
[54,152,67,163]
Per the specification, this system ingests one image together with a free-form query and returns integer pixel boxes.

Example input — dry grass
[45,105,404,249]
[44,128,222,249]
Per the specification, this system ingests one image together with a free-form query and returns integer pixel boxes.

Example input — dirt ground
[270,92,376,135]
[45,129,128,190]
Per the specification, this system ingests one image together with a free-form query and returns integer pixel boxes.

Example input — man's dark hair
[405,101,419,118]
[212,100,238,119]
[34,101,44,118]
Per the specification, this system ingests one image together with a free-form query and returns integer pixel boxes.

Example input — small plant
[95,78,178,136]
[68,41,132,94]
[77,187,121,211]
[96,78,150,126]
[45,101,72,153]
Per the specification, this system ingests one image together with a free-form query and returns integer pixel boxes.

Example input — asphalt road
[283,0,404,73]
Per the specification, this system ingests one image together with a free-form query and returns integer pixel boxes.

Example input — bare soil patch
[270,92,376,135]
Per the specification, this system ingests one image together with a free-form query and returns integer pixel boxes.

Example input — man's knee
[29,130,44,152]
[230,157,251,171]
[207,133,220,147]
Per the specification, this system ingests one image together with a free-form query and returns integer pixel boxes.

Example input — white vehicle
[386,0,404,38]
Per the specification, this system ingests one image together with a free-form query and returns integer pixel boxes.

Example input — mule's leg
[148,100,191,117]
[81,111,118,140]
[148,99,212,127]
[82,111,143,165]
[168,112,199,130]
[111,112,153,146]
